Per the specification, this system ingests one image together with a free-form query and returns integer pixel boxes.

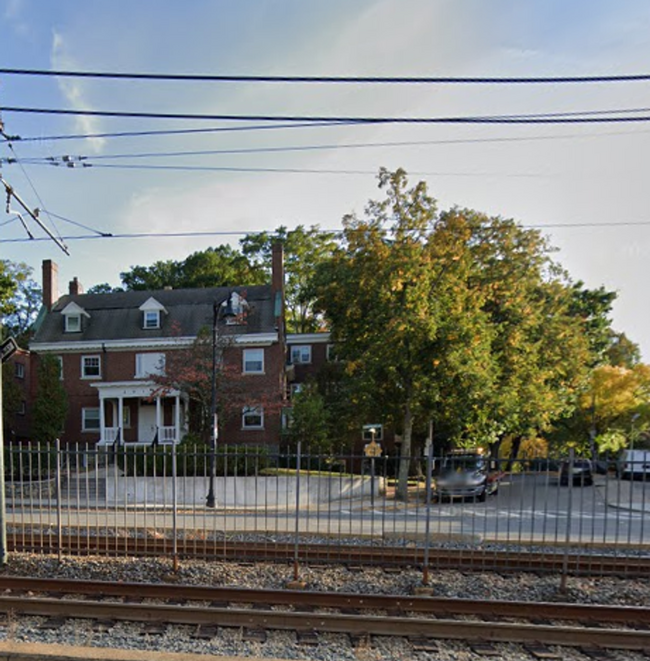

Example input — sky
[1,0,650,356]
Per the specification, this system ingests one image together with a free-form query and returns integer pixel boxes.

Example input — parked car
[433,450,503,502]
[617,450,650,480]
[559,459,594,486]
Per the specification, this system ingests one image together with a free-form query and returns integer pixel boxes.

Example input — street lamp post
[206,294,235,508]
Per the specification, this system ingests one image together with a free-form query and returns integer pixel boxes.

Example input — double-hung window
[82,407,100,431]
[290,345,312,364]
[242,406,264,429]
[65,315,81,332]
[14,363,24,379]
[143,310,160,329]
[243,348,264,374]
[135,352,166,377]
[81,355,101,379]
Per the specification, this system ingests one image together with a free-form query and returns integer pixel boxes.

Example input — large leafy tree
[32,355,68,443]
[314,168,594,498]
[120,245,266,290]
[241,225,338,333]
[314,169,495,498]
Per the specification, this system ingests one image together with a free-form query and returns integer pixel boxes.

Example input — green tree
[32,355,68,442]
[86,283,124,294]
[314,169,495,498]
[606,331,641,368]
[314,168,594,497]
[120,246,265,291]
[241,225,338,333]
[0,261,39,347]
[286,381,331,453]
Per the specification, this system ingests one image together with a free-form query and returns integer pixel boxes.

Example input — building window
[81,355,101,379]
[290,345,312,365]
[18,401,26,416]
[65,315,81,332]
[135,352,166,378]
[243,348,264,374]
[242,406,264,429]
[326,344,339,362]
[56,356,64,380]
[82,408,100,431]
[143,310,160,329]
[14,363,24,379]
[290,383,303,399]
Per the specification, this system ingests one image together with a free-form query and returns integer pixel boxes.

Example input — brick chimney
[68,277,83,296]
[42,259,59,311]
[271,242,285,339]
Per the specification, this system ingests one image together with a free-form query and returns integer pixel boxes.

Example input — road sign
[364,440,382,458]
[0,337,18,364]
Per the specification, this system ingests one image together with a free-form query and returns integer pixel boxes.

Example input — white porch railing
[160,426,176,444]
[100,426,178,445]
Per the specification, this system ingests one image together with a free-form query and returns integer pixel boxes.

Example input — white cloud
[50,31,106,153]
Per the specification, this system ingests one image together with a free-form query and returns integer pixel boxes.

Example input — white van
[618,450,650,480]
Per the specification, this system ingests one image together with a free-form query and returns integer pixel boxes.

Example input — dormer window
[139,297,167,330]
[144,310,160,329]
[61,301,90,333]
[66,315,81,332]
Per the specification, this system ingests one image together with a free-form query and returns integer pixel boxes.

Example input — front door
[138,404,157,444]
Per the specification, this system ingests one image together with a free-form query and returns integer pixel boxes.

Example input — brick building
[29,246,288,448]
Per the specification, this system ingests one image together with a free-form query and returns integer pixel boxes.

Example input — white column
[117,396,124,442]
[156,393,162,439]
[175,394,180,444]
[99,394,106,443]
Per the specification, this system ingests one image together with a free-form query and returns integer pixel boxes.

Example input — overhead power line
[2,220,650,246]
[1,68,650,84]
[4,106,650,124]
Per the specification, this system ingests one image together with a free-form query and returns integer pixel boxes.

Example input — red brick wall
[33,342,287,447]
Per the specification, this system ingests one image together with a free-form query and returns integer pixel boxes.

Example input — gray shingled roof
[32,285,276,344]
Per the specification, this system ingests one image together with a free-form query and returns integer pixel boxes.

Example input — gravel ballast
[0,552,647,660]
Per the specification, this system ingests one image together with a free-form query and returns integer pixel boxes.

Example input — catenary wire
[5,128,649,163]
[10,161,549,178]
[2,68,650,84]
[5,106,650,124]
[0,121,355,143]
[2,219,650,246]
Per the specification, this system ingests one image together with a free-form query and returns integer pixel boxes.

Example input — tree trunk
[505,435,522,472]
[396,402,414,501]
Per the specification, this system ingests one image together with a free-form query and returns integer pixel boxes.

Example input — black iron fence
[2,441,649,566]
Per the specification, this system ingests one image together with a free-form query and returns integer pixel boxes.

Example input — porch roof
[91,380,181,399]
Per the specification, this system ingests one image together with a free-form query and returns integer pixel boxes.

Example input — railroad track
[9,533,650,576]
[0,576,648,653]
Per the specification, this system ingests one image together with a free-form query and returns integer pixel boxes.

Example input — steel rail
[9,534,650,576]
[0,595,648,650]
[0,576,647,626]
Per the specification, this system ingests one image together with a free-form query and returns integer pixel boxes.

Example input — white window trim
[242,406,264,430]
[65,315,81,333]
[143,310,161,330]
[82,407,101,432]
[290,345,312,365]
[14,363,24,379]
[243,348,265,374]
[56,356,64,381]
[135,352,166,378]
[81,355,101,379]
